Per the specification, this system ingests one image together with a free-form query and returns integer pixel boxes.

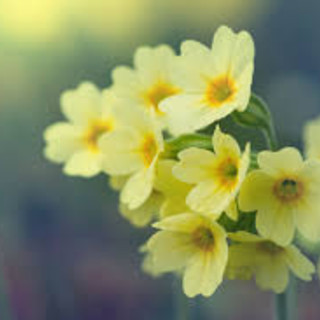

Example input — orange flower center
[215,157,239,190]
[192,226,215,251]
[140,134,158,166]
[143,81,181,114]
[273,178,304,204]
[84,119,112,152]
[204,75,236,107]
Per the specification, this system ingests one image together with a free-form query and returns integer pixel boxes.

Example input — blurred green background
[0,0,320,319]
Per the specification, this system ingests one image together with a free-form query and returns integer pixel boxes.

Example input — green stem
[173,277,190,320]
[275,292,287,320]
[163,134,212,160]
[263,122,278,151]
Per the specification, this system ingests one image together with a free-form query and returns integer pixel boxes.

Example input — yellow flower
[111,45,181,124]
[173,126,250,219]
[109,160,190,227]
[303,116,320,160]
[44,82,117,177]
[227,231,315,293]
[146,213,228,297]
[239,147,320,246]
[120,191,164,227]
[154,160,192,219]
[99,107,164,209]
[160,25,254,135]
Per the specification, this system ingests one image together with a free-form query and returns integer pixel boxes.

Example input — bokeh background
[1,0,320,319]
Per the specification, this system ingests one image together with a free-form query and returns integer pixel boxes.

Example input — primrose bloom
[44,82,118,177]
[146,213,228,297]
[173,126,250,218]
[160,26,254,135]
[227,232,315,293]
[111,45,181,124]
[110,160,190,227]
[303,116,320,160]
[99,107,164,209]
[239,147,320,246]
[154,160,192,219]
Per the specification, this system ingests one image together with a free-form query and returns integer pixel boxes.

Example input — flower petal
[147,231,196,273]
[61,82,102,125]
[256,205,295,246]
[173,147,215,184]
[121,166,155,210]
[257,148,304,176]
[43,122,82,163]
[63,150,103,177]
[285,245,315,281]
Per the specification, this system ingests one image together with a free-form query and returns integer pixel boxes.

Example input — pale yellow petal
[120,191,164,227]
[257,148,304,176]
[211,26,236,73]
[134,45,176,84]
[255,259,289,293]
[154,159,190,195]
[147,231,196,273]
[233,63,254,112]
[212,125,240,156]
[187,180,231,215]
[61,82,101,125]
[173,148,215,184]
[229,30,255,80]
[238,170,274,212]
[153,213,204,233]
[109,175,128,191]
[285,245,315,281]
[256,205,295,246]
[111,66,140,93]
[63,150,103,177]
[295,207,320,242]
[229,231,263,243]
[160,94,235,135]
[99,128,143,175]
[43,122,82,163]
[121,166,155,210]
[160,196,189,219]
[183,244,228,297]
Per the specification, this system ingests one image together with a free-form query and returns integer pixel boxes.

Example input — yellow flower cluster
[43,26,318,298]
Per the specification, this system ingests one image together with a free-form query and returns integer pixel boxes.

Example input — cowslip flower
[146,213,228,297]
[239,147,320,246]
[303,116,320,160]
[160,25,254,135]
[99,107,164,209]
[154,159,192,219]
[111,45,182,125]
[227,232,315,293]
[109,160,190,227]
[43,82,118,177]
[173,126,250,218]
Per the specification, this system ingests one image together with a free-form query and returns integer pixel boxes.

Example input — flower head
[44,82,118,177]
[160,25,254,135]
[99,106,164,209]
[173,126,250,218]
[227,232,315,293]
[239,147,320,246]
[146,213,228,297]
[111,45,181,124]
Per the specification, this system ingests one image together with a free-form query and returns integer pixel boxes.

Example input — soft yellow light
[0,0,66,42]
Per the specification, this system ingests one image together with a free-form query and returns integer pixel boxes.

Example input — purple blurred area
[0,0,320,319]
